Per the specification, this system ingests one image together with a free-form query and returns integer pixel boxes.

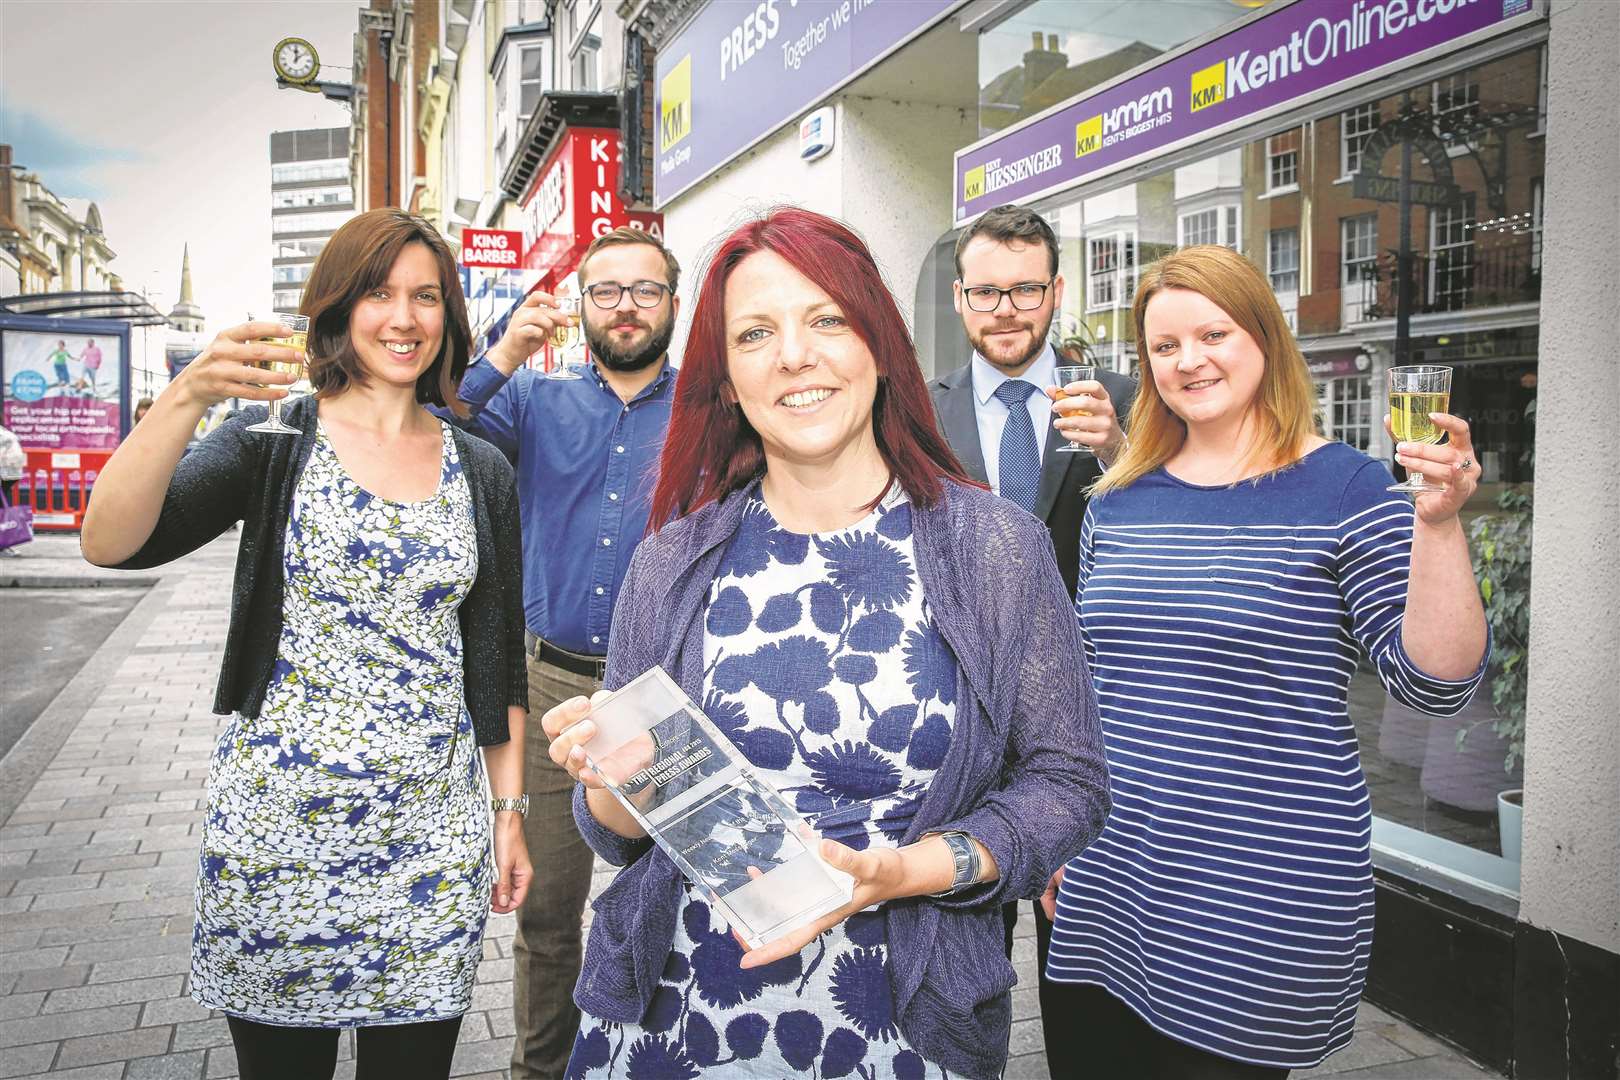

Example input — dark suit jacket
[929,361,1137,600]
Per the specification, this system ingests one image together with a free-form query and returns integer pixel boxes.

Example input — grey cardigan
[113,395,528,746]
[571,479,1111,1079]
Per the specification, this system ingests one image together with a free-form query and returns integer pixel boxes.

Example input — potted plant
[1464,482,1532,860]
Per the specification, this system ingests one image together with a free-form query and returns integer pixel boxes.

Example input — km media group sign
[954,0,1541,225]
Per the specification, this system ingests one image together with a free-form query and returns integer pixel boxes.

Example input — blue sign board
[653,0,963,208]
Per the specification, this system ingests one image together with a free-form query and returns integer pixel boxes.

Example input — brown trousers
[510,653,599,1080]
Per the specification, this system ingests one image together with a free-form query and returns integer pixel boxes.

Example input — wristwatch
[490,795,529,819]
[930,831,981,897]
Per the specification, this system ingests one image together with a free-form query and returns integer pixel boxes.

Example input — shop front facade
[645,0,1617,1074]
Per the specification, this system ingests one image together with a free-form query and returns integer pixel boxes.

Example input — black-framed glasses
[959,279,1053,312]
[584,280,670,309]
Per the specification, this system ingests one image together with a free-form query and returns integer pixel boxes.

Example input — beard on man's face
[966,303,1056,372]
[584,308,675,373]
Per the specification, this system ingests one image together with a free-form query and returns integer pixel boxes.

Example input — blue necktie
[993,379,1040,514]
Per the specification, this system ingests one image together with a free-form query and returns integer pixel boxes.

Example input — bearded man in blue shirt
[459,227,679,1080]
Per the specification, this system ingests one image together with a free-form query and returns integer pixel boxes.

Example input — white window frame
[1086,231,1137,312]
[1266,131,1300,194]
[1322,375,1375,451]
[1340,102,1380,177]
[1530,178,1544,274]
[494,39,552,178]
[1433,70,1480,156]
[1428,194,1476,310]
[569,2,602,91]
[1178,205,1240,250]
[1342,214,1379,325]
[1267,228,1300,330]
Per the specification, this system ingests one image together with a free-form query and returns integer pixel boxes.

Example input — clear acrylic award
[574,666,855,949]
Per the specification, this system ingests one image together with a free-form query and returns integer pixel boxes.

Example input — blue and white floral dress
[569,485,960,1079]
[192,421,493,1027]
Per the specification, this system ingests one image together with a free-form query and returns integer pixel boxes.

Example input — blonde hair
[1093,244,1318,494]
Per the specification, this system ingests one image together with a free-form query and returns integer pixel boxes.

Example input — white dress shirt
[969,343,1057,497]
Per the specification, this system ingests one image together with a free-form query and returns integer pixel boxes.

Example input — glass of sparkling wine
[246,313,309,435]
[546,277,584,381]
[1386,365,1452,494]
[1051,364,1098,454]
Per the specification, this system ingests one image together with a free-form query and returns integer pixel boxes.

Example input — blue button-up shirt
[454,357,675,655]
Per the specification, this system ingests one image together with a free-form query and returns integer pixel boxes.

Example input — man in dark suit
[927,204,1134,968]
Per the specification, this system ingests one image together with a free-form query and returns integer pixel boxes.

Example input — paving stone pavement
[0,534,1504,1079]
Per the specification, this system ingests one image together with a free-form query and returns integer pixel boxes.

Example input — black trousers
[1003,903,1288,1080]
[226,1015,463,1080]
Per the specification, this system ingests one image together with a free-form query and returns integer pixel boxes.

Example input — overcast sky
[2,0,363,333]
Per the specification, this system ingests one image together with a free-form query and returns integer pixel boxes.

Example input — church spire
[167,243,205,334]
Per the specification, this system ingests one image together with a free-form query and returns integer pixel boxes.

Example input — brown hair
[1093,244,1318,494]
[578,226,681,292]
[953,204,1059,279]
[300,208,472,416]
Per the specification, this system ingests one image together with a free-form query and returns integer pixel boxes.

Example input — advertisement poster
[2,327,126,450]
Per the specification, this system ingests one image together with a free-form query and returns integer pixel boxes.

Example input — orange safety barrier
[16,448,112,532]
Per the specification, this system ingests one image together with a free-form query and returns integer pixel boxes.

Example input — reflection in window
[1087,233,1135,311]
[1342,215,1380,324]
[1268,229,1300,330]
[1341,103,1381,176]
[1179,206,1239,249]
[1267,130,1300,192]
[1324,375,1374,451]
[1429,195,1477,310]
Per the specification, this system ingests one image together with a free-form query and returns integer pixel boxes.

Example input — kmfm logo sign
[660,55,692,154]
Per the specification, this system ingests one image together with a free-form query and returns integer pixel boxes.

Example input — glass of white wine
[1051,364,1098,454]
[545,276,584,381]
[1386,364,1452,494]
[246,313,309,435]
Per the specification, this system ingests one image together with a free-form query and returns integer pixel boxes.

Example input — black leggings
[1039,981,1291,1080]
[226,1015,463,1080]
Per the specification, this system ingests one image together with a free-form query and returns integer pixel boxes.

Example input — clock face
[274,38,318,82]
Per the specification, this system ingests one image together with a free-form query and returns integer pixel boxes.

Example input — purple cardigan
[570,479,1111,1080]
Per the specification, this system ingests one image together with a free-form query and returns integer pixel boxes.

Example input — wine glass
[1386,365,1453,494]
[245,313,309,435]
[546,276,584,381]
[1051,364,1098,454]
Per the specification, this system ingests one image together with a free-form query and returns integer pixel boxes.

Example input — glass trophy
[574,667,855,949]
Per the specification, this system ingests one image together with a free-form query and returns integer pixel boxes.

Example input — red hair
[649,208,974,528]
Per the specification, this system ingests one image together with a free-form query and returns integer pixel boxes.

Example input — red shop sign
[459,228,524,268]
[520,128,664,280]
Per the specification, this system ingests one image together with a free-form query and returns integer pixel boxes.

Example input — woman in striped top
[1041,245,1489,1078]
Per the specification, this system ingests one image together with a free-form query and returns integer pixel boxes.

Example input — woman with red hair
[541,208,1111,1079]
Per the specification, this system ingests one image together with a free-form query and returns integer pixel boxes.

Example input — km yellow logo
[1074,115,1102,158]
[1190,60,1226,113]
[963,165,985,202]
[660,56,692,153]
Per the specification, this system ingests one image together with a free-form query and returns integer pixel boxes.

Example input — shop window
[1087,232,1136,311]
[1268,229,1300,330]
[1178,206,1239,250]
[1342,214,1380,324]
[1429,194,1476,311]
[1434,70,1481,154]
[1266,130,1300,193]
[570,2,603,91]
[1341,102,1381,177]
[1530,179,1544,274]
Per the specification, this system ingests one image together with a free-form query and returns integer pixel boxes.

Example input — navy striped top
[1050,442,1487,1069]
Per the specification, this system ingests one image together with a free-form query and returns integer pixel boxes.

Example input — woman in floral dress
[542,208,1113,1080]
[83,209,533,1080]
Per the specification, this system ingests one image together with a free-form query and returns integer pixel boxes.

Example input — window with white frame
[1342,214,1379,323]
[271,160,348,184]
[1323,375,1374,451]
[1535,46,1548,135]
[1429,194,1476,310]
[1530,179,1544,275]
[570,2,603,91]
[518,45,546,125]
[1434,70,1480,151]
[1268,228,1300,329]
[271,185,352,209]
[1341,103,1380,176]
[271,209,354,236]
[1087,233,1136,310]
[1266,130,1300,192]
[494,35,551,178]
[1178,205,1240,250]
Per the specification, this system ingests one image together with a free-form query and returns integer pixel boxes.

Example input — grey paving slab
[0,1002,141,1048]
[54,1024,173,1068]
[0,1041,57,1079]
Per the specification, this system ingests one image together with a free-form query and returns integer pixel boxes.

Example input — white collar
[971,342,1057,407]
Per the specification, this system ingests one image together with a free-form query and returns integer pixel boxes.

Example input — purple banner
[954,0,1540,225]
[654,0,962,208]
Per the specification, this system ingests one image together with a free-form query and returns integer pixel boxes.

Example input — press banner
[953,0,1542,226]
[653,0,964,208]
